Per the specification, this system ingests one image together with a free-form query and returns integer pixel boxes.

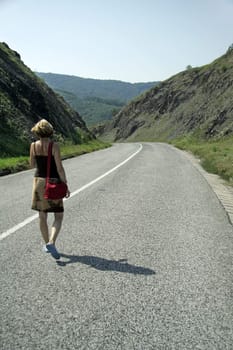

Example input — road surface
[0,143,233,349]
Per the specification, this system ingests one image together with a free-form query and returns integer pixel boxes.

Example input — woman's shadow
[57,254,156,276]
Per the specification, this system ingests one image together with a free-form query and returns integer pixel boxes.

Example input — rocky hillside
[0,43,92,157]
[96,47,233,142]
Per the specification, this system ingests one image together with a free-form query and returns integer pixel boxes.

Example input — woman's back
[34,140,51,156]
[33,141,59,178]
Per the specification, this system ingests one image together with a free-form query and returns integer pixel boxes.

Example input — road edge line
[0,143,143,241]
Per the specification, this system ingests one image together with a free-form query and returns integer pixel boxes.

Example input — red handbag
[44,142,68,200]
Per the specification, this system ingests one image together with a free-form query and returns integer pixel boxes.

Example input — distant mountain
[0,43,92,157]
[36,72,158,125]
[95,47,233,142]
[55,89,124,126]
[36,72,158,101]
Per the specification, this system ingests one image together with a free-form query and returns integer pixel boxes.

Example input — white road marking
[69,143,143,198]
[0,144,143,241]
[0,214,38,241]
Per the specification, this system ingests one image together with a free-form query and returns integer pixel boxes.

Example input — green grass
[60,140,111,158]
[0,140,111,174]
[171,135,233,185]
[0,156,29,173]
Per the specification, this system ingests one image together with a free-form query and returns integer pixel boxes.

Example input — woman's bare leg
[49,212,64,244]
[39,212,49,243]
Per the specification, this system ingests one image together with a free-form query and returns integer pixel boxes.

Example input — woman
[30,119,70,259]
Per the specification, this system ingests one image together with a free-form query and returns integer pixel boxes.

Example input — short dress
[31,152,64,213]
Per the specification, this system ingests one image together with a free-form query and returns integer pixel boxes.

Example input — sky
[0,0,233,83]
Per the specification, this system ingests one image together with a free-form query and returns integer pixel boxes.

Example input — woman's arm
[53,143,67,183]
[53,143,70,197]
[30,143,36,168]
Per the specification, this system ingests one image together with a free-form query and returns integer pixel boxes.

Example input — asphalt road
[1,142,233,350]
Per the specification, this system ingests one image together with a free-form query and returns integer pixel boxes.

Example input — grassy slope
[170,135,233,186]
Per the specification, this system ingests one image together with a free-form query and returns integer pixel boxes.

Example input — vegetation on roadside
[60,139,111,158]
[171,135,233,185]
[0,156,29,173]
[0,140,111,175]
[2,134,233,189]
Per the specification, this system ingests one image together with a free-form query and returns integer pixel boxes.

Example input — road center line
[0,143,143,241]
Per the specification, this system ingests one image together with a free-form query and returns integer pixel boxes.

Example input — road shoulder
[179,147,233,225]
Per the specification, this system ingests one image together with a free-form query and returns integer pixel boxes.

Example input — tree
[227,43,233,53]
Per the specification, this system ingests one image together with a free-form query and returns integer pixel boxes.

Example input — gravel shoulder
[180,147,233,225]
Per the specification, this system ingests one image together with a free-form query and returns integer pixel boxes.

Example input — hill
[0,43,92,157]
[95,47,233,142]
[55,89,124,126]
[36,72,158,125]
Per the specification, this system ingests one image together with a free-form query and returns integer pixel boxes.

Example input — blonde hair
[31,119,54,138]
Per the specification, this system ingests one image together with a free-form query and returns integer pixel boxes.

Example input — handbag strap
[46,142,53,184]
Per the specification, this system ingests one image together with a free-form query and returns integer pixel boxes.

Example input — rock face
[96,48,233,142]
[0,42,92,156]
